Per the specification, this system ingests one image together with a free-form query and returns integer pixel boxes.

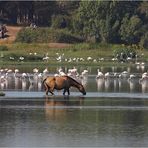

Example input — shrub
[113,47,136,62]
[51,15,72,29]
[51,30,83,43]
[0,91,5,96]
[139,32,148,49]
[5,53,43,62]
[15,27,44,43]
[0,45,8,51]
[15,28,84,43]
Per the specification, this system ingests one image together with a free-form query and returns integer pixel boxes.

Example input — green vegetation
[0,43,146,67]
[1,1,148,49]
[0,45,9,51]
[0,91,5,96]
[0,1,148,66]
[15,28,83,43]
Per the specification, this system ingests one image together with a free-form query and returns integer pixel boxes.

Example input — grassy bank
[0,42,146,67]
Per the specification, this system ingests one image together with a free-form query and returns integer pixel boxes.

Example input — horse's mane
[65,76,82,85]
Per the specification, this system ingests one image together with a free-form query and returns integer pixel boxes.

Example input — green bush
[15,27,83,43]
[51,30,83,43]
[15,27,49,43]
[140,32,148,49]
[0,91,5,96]
[51,15,72,30]
[5,53,43,62]
[113,47,136,61]
[0,45,8,51]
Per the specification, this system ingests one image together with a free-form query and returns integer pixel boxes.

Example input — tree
[0,1,56,26]
[73,1,119,42]
[73,1,141,43]
[120,15,142,44]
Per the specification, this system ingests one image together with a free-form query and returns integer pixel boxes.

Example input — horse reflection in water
[43,76,86,96]
[45,96,84,121]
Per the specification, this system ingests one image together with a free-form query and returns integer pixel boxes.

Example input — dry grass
[48,43,71,48]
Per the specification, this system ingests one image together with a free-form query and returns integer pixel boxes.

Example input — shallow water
[1,65,148,147]
[1,74,148,93]
[1,96,148,147]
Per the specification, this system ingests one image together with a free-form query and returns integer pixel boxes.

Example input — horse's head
[79,84,86,95]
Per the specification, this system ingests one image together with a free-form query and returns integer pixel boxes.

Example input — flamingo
[104,72,111,79]
[58,68,66,76]
[139,72,148,83]
[96,69,104,79]
[33,68,39,73]
[80,69,88,79]
[14,69,19,77]
[128,74,136,81]
[43,68,49,74]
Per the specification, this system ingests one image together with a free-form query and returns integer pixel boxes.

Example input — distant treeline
[0,1,148,48]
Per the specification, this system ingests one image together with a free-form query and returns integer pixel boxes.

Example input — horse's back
[54,76,69,89]
[44,76,68,89]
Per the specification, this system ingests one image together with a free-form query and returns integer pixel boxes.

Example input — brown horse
[43,76,86,95]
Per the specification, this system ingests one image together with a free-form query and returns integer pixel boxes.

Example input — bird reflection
[96,79,104,91]
[37,80,42,91]
[128,80,136,92]
[113,79,119,92]
[0,82,5,90]
[15,77,20,90]
[22,79,27,91]
[104,79,112,92]
[140,80,148,93]
[29,83,34,91]
[81,76,88,87]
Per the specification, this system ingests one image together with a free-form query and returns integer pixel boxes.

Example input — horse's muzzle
[83,92,86,95]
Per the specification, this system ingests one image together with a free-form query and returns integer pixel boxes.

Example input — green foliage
[0,91,5,96]
[120,15,142,44]
[15,28,39,43]
[113,47,136,61]
[51,30,83,43]
[5,53,43,62]
[73,1,125,43]
[0,45,8,51]
[140,32,148,49]
[51,15,72,29]
[15,28,83,43]
[1,1,148,47]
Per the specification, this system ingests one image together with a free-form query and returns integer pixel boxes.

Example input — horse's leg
[63,89,66,95]
[63,88,70,95]
[44,83,49,95]
[49,87,54,95]
[67,88,70,95]
[49,90,54,95]
[44,83,54,95]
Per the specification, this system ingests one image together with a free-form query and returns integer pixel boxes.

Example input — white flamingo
[80,70,88,79]
[128,74,136,81]
[96,69,104,79]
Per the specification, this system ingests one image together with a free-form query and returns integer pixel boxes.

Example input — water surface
[1,65,148,147]
[0,96,148,147]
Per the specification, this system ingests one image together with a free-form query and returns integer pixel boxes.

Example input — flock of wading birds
[0,66,148,92]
